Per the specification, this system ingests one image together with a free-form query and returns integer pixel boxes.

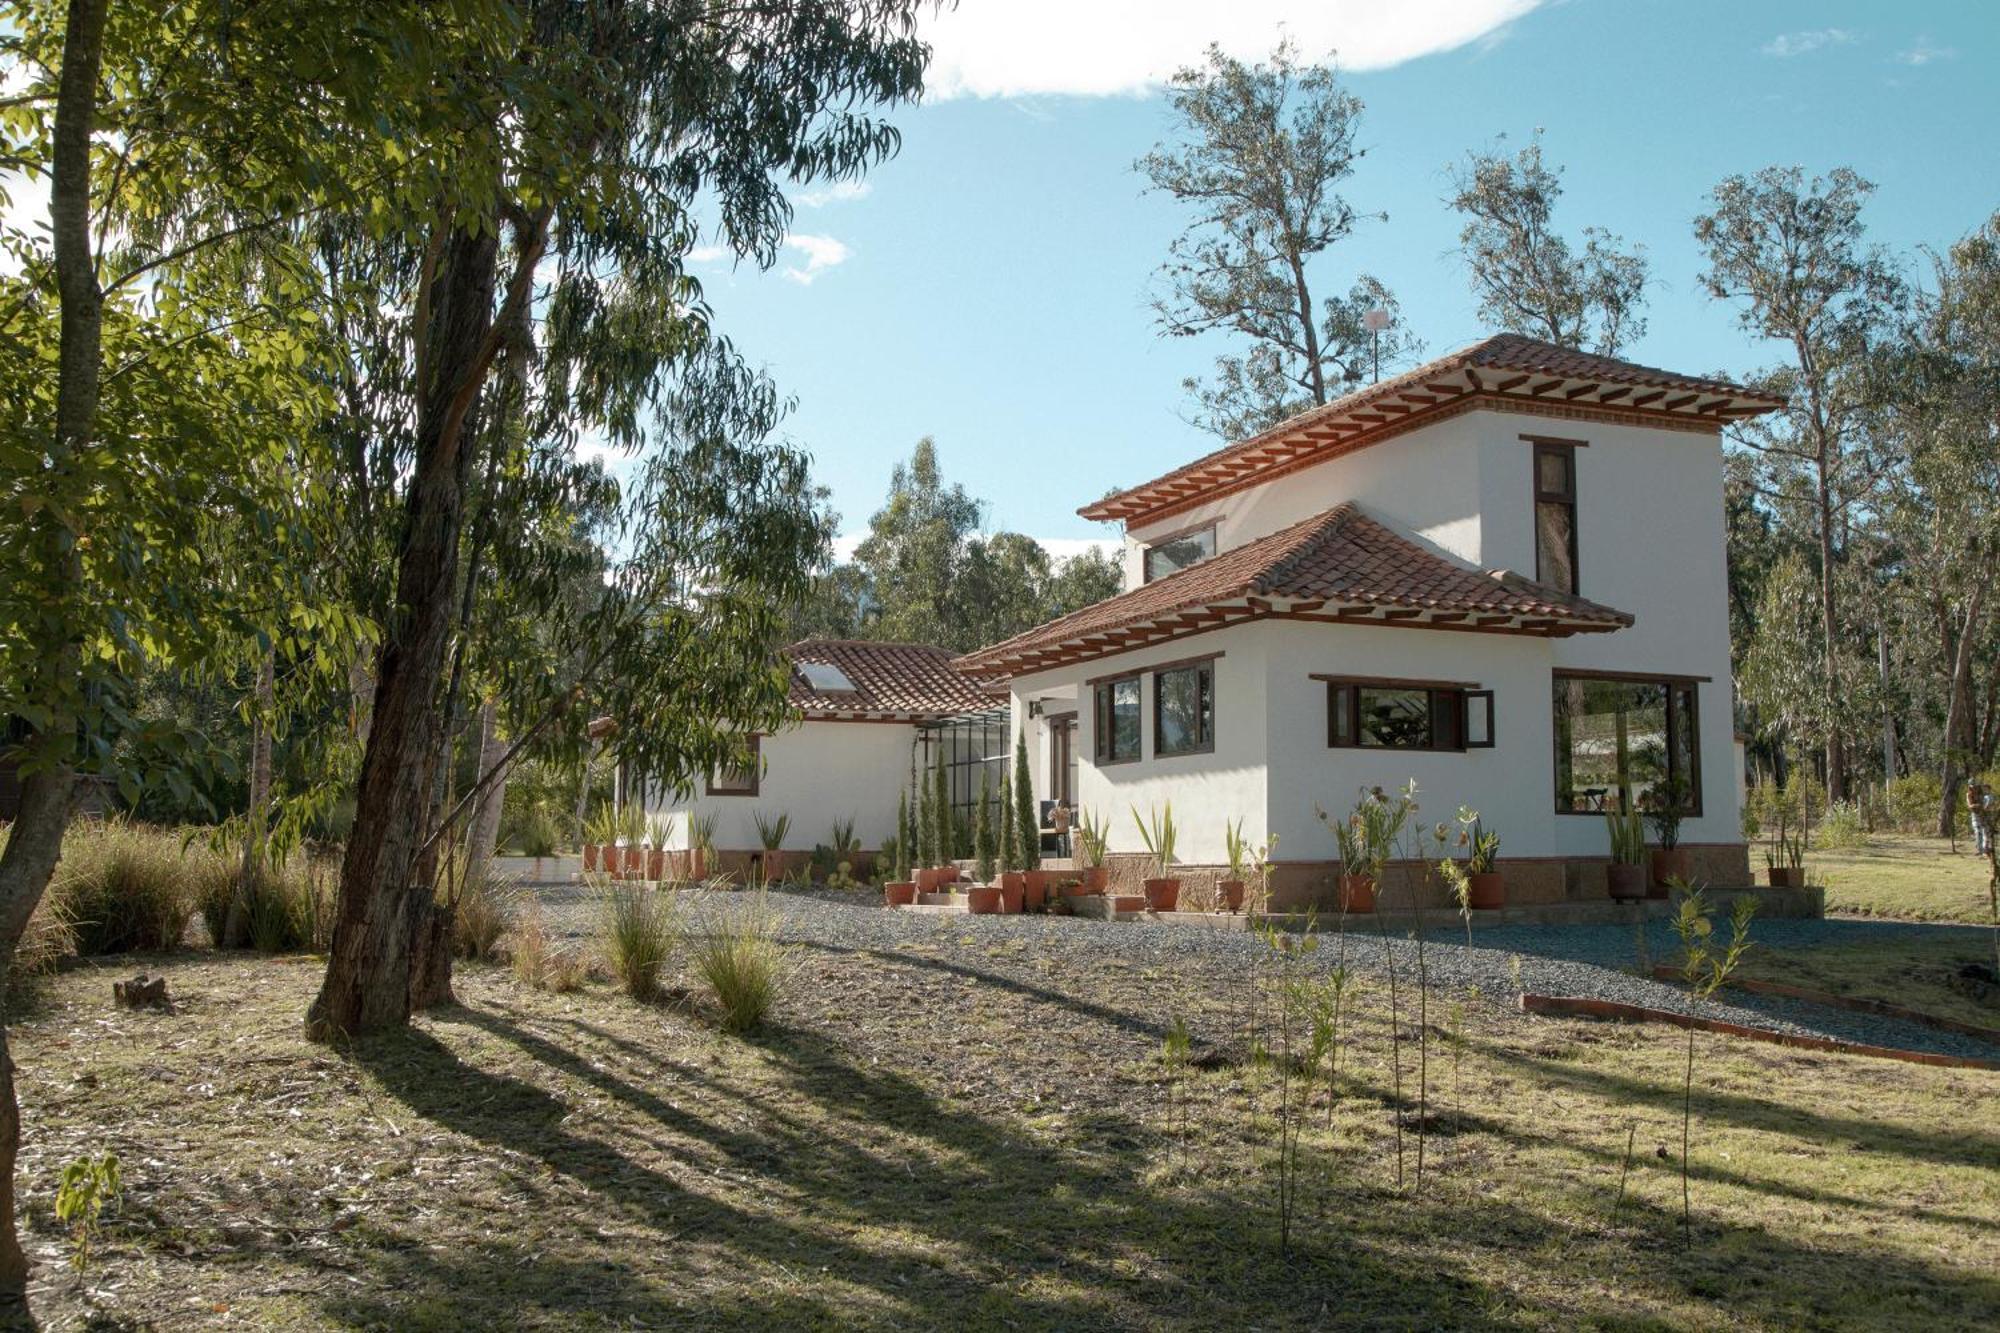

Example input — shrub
[1885,774,1949,834]
[689,896,790,1034]
[1817,800,1868,850]
[50,820,201,955]
[599,879,679,1001]
[211,855,336,954]
[452,868,515,961]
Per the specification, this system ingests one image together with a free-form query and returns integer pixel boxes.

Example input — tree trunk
[1938,588,1987,837]
[407,897,457,1012]
[0,0,109,1309]
[227,648,275,946]
[1815,467,1846,802]
[465,697,507,887]
[305,224,498,1043]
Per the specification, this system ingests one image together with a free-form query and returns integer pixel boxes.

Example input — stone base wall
[1100,844,1753,913]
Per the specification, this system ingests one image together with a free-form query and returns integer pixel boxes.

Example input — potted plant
[686,810,716,882]
[1075,808,1110,893]
[1218,819,1250,913]
[1323,793,1390,914]
[583,805,617,874]
[1644,777,1690,898]
[1605,800,1648,901]
[753,810,791,886]
[1131,802,1180,912]
[645,813,674,882]
[1762,780,1808,888]
[1463,816,1503,910]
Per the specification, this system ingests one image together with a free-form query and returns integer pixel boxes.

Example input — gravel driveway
[523,883,2000,1064]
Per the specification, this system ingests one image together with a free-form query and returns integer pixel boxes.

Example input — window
[1552,674,1700,815]
[1143,524,1216,583]
[1093,675,1141,764]
[707,734,760,796]
[1532,440,1580,594]
[1154,659,1215,757]
[1323,678,1492,753]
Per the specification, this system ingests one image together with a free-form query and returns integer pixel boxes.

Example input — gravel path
[524,883,2000,1064]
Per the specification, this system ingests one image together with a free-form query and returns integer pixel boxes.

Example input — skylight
[798,661,857,693]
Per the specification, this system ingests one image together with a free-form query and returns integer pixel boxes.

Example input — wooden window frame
[1530,437,1582,594]
[1550,671,1702,817]
[1141,521,1218,584]
[706,734,761,796]
[1152,657,1215,759]
[1092,675,1142,766]
[1314,674,1488,754]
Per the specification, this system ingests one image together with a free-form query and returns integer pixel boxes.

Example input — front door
[1048,714,1077,808]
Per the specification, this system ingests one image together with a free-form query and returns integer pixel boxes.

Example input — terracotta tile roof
[1082,333,1784,524]
[786,640,1004,719]
[955,503,1632,678]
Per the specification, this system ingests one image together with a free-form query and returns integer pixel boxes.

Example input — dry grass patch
[5,939,1996,1330]
[1814,834,1996,924]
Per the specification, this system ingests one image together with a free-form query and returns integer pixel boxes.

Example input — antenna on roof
[1363,307,1391,384]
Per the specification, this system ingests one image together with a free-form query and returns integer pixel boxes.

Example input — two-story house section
[955,335,1785,909]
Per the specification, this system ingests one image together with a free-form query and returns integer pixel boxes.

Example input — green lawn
[10,945,1998,1330]
[1811,833,1997,924]
[1737,932,2000,1032]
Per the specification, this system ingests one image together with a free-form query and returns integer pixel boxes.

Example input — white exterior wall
[1123,413,1488,587]
[651,719,917,854]
[1011,626,1268,863]
[1064,406,1744,863]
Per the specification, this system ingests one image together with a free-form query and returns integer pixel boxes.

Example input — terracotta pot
[1766,865,1804,889]
[1001,870,1025,897]
[938,864,961,885]
[1339,874,1376,913]
[1022,876,1047,911]
[687,849,708,882]
[1467,870,1505,911]
[1083,865,1110,893]
[997,880,1024,914]
[1217,878,1246,913]
[762,850,786,884]
[1606,863,1648,902]
[1649,848,1691,896]
[645,848,666,881]
[884,880,916,907]
[582,844,601,873]
[1143,877,1181,912]
[966,885,1002,915]
[914,866,937,892]
[1111,894,1145,914]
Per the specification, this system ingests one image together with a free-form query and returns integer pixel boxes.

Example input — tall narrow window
[1533,441,1579,594]
[1154,659,1214,757]
[1093,675,1141,764]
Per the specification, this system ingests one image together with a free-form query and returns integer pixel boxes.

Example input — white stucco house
[952,334,1784,909]
[647,639,1005,879]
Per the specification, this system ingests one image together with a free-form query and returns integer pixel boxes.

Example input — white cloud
[686,243,730,264]
[782,233,852,285]
[796,180,873,208]
[919,0,1544,99]
[1895,37,1956,66]
[1761,29,1857,58]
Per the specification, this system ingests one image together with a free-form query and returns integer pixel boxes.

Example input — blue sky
[696,2,1997,553]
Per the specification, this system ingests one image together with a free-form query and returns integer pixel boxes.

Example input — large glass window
[1326,679,1490,753]
[1154,660,1214,757]
[1093,676,1141,764]
[1143,525,1217,583]
[1552,675,1699,814]
[1534,441,1579,593]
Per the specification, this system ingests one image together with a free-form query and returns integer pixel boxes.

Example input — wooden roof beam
[1529,378,1566,397]
[1662,393,1699,411]
[1594,385,1632,404]
[1564,381,1604,400]
[1628,389,1666,407]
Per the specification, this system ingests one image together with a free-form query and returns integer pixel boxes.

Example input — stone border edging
[1647,965,2000,1046]
[1518,993,2000,1072]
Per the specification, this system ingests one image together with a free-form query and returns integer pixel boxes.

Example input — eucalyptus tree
[1695,166,1904,801]
[1445,130,1649,355]
[1138,41,1416,440]
[304,1,934,1039]
[0,0,493,1307]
